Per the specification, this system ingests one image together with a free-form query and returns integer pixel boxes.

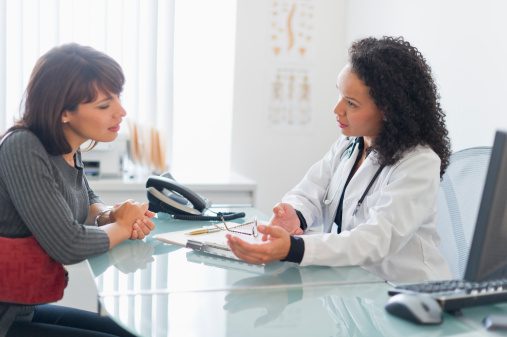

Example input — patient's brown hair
[7,43,124,155]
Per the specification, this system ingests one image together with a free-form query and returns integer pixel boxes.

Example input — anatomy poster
[270,0,314,60]
[268,0,315,128]
[268,68,312,126]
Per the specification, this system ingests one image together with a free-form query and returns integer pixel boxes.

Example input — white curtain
[0,0,174,145]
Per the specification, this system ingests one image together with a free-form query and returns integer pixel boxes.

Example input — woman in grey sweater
[0,44,154,336]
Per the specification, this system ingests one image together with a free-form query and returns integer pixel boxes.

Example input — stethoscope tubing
[322,138,384,215]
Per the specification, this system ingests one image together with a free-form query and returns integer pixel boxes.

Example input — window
[0,0,236,177]
[171,0,236,179]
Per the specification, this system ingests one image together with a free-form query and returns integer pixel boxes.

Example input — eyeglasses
[216,214,258,238]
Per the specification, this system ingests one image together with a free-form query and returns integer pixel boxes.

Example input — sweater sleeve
[0,131,109,264]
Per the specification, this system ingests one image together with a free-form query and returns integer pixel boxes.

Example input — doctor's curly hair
[349,36,451,177]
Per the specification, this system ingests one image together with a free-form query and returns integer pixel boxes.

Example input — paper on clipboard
[154,221,262,260]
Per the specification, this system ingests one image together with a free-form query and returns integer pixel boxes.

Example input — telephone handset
[146,172,245,221]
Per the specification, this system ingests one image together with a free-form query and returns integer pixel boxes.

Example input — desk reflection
[222,277,472,337]
[221,266,385,331]
[89,208,507,337]
[92,244,384,337]
[98,281,479,337]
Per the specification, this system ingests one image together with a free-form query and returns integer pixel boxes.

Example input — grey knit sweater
[0,129,109,262]
[0,129,110,333]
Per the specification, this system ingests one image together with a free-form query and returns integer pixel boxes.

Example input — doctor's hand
[226,225,291,264]
[270,203,303,235]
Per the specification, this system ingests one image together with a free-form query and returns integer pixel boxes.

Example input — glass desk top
[98,281,507,337]
[87,209,507,337]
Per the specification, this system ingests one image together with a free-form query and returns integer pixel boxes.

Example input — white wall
[344,0,507,151]
[231,0,346,213]
[232,0,507,214]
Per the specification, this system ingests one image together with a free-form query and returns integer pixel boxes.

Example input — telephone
[146,172,245,221]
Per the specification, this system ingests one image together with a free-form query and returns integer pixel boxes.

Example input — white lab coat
[282,136,451,283]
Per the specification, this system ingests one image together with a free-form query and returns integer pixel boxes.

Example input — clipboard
[154,221,261,260]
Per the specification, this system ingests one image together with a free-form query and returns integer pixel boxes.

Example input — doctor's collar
[343,137,365,159]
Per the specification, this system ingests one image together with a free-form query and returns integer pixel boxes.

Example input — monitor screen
[465,130,507,282]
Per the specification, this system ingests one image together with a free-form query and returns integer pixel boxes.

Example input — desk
[87,209,507,337]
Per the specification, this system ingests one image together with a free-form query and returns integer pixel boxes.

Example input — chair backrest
[436,147,492,279]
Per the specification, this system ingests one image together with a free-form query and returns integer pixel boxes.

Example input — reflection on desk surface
[98,281,502,337]
[91,243,384,297]
[88,208,507,337]
[87,239,181,277]
[185,250,289,275]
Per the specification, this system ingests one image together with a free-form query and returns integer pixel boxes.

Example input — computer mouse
[385,293,443,325]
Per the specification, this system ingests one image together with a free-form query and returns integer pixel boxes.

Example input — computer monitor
[465,130,507,282]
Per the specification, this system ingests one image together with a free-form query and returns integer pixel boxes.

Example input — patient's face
[62,90,126,148]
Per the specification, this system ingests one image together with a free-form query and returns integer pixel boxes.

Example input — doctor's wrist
[295,210,307,231]
[281,236,305,264]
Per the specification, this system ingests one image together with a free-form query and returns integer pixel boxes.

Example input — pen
[186,228,220,235]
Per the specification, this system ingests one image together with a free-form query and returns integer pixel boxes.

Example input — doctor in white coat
[227,36,452,283]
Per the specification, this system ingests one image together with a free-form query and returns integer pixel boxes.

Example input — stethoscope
[323,138,385,216]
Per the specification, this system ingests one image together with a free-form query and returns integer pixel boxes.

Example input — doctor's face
[333,64,383,143]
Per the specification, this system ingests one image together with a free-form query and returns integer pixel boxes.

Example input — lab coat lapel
[323,140,362,232]
[341,152,382,230]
